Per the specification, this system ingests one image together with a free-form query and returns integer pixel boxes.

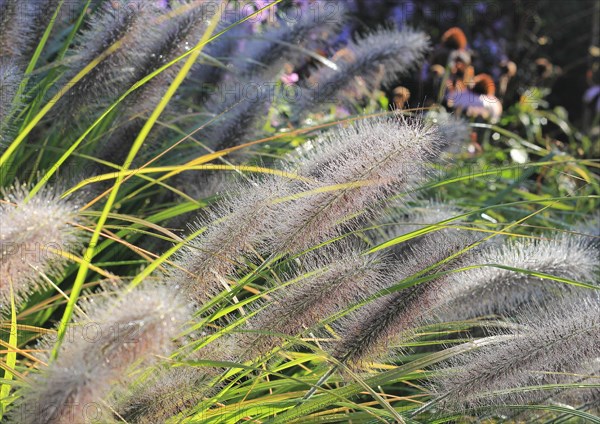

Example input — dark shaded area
[341,0,597,122]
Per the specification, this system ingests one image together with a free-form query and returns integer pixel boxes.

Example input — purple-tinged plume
[267,115,441,253]
[231,2,344,79]
[0,61,22,144]
[234,244,386,361]
[170,176,286,303]
[332,226,478,366]
[57,0,163,120]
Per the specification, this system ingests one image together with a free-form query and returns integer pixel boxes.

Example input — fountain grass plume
[95,0,213,166]
[183,2,341,153]
[170,176,287,304]
[116,330,236,423]
[295,27,429,117]
[556,361,600,413]
[123,0,212,116]
[56,0,163,120]
[234,243,387,362]
[436,232,600,321]
[370,201,466,260]
[332,226,479,367]
[199,75,275,152]
[11,283,191,424]
[0,0,27,60]
[425,109,471,155]
[19,0,63,60]
[0,184,82,312]
[173,115,442,301]
[0,0,64,62]
[231,2,344,79]
[0,61,22,144]
[116,364,213,424]
[267,114,442,254]
[429,296,600,413]
[189,9,252,103]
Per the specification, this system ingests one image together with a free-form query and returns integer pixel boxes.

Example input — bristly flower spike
[0,184,82,312]
[267,114,442,254]
[234,243,386,361]
[295,28,429,118]
[11,284,191,424]
[429,296,600,413]
[56,0,163,120]
[231,2,344,79]
[436,233,600,321]
[332,226,478,366]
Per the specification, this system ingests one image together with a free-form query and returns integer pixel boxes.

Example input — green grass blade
[0,282,18,418]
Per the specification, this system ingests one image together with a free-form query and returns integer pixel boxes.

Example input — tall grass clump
[0,1,598,423]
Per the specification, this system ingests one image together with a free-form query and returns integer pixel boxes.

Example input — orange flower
[472,73,496,96]
[441,27,467,50]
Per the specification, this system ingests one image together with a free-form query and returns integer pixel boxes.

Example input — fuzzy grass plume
[429,296,600,413]
[231,2,343,79]
[436,232,600,321]
[95,0,213,165]
[57,0,162,120]
[116,364,212,424]
[172,115,442,303]
[234,244,386,361]
[0,184,81,311]
[268,114,442,253]
[295,28,429,117]
[0,0,28,60]
[0,61,21,143]
[170,176,284,303]
[332,225,478,366]
[11,283,190,424]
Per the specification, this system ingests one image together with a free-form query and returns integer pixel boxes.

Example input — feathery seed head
[124,0,212,116]
[19,0,63,60]
[116,365,213,424]
[436,233,600,321]
[425,109,471,154]
[235,243,386,361]
[371,201,467,259]
[199,75,275,152]
[0,0,26,60]
[0,184,81,312]
[12,284,190,424]
[268,115,442,253]
[0,61,21,142]
[1,0,65,62]
[231,2,344,78]
[58,0,163,118]
[430,296,600,412]
[332,226,479,366]
[171,176,286,303]
[296,28,429,114]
